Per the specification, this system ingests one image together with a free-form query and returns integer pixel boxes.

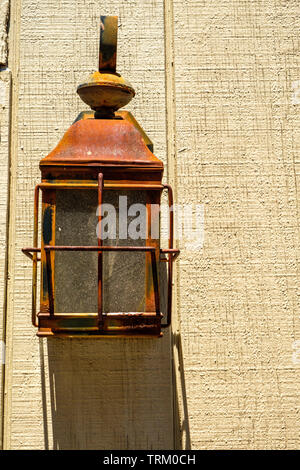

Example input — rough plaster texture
[174,0,300,449]
[2,0,300,450]
[0,68,10,446]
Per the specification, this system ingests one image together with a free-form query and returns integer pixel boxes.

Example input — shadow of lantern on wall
[22,16,179,337]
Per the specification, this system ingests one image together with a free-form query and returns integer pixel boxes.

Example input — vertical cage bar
[32,185,40,326]
[151,251,160,316]
[45,249,54,316]
[97,173,104,327]
[163,184,174,326]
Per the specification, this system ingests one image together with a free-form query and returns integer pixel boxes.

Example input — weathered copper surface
[40,119,162,167]
[77,72,135,114]
[73,110,154,152]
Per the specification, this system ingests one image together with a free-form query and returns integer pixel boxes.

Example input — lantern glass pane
[55,190,98,313]
[102,190,146,313]
[54,189,148,313]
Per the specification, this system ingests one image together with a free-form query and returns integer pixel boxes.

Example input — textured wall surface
[0,67,10,447]
[173,0,300,449]
[3,0,173,450]
[0,0,10,448]
[1,0,300,450]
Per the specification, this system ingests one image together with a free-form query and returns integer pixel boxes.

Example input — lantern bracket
[99,15,118,72]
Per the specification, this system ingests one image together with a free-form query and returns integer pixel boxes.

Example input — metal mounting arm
[99,15,118,72]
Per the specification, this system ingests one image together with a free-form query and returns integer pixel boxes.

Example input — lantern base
[37,312,163,337]
[37,331,163,338]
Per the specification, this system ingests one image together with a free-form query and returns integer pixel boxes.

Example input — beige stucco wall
[0,0,10,448]
[1,0,300,450]
[173,0,300,449]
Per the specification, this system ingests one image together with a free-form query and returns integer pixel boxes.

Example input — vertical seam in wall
[0,1,12,450]
[164,0,177,190]
[0,0,11,450]
[0,67,11,450]
[163,0,181,450]
[2,0,21,450]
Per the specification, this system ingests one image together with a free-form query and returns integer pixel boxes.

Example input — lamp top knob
[77,16,135,118]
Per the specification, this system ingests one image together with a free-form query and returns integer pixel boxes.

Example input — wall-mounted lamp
[22,16,179,337]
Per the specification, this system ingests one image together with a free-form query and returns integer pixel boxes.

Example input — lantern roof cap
[40,116,163,168]
[40,17,163,173]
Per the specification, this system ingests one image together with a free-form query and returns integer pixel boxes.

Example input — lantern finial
[77,15,135,118]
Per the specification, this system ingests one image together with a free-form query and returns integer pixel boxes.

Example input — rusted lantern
[23,16,179,337]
